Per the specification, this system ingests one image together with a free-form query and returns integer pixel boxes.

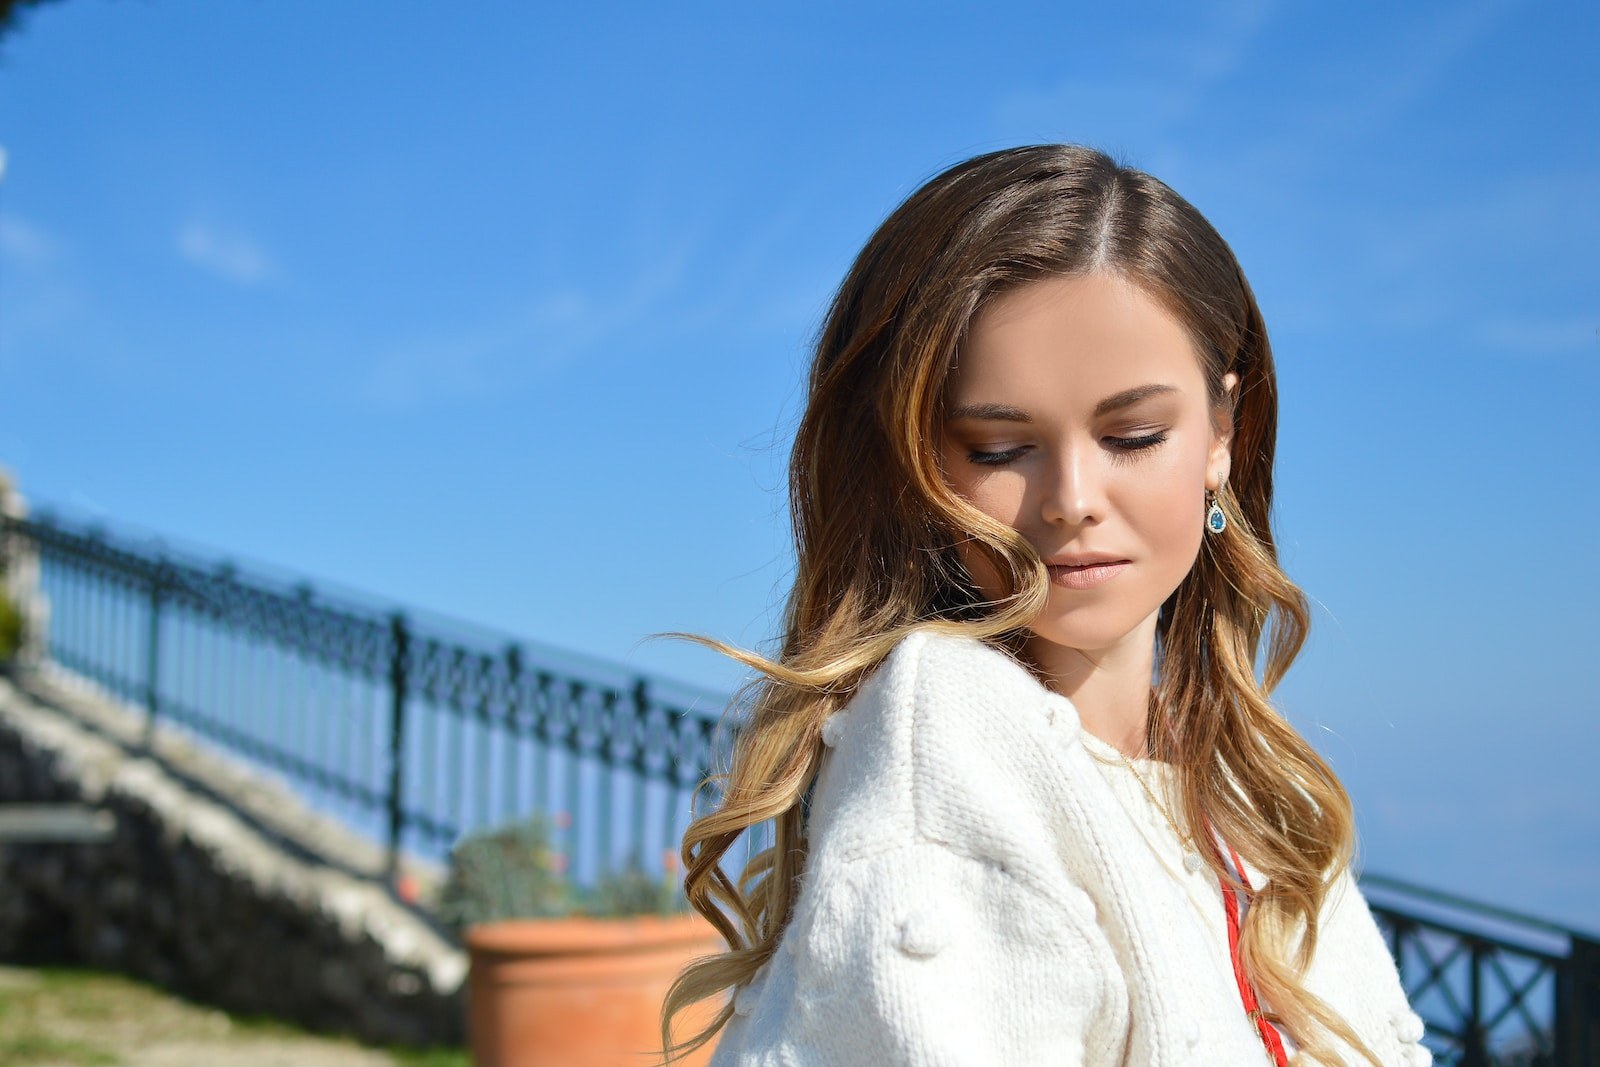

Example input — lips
[1044,553,1130,568]
[1045,558,1131,589]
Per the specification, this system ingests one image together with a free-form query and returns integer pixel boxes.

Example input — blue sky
[1,0,1595,928]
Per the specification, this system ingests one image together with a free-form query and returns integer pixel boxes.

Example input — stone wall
[0,664,467,1047]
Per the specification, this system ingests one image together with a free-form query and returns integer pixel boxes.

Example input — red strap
[1220,840,1289,1065]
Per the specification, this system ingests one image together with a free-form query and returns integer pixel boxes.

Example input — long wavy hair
[659,144,1378,1067]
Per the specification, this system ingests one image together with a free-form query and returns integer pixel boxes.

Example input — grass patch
[0,964,471,1065]
[389,1048,472,1067]
[0,966,121,1065]
[0,1033,119,1066]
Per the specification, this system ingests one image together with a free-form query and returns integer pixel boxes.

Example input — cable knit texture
[710,630,1430,1066]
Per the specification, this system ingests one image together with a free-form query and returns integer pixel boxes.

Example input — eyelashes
[966,432,1169,467]
[1106,431,1169,464]
[966,446,1029,466]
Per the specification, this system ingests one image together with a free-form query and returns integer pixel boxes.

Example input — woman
[661,145,1430,1066]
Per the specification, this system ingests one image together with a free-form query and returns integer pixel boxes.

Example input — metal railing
[3,508,1595,1061]
[0,510,731,886]
[1364,874,1598,1066]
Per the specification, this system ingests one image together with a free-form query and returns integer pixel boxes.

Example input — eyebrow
[1093,383,1179,416]
[946,384,1179,423]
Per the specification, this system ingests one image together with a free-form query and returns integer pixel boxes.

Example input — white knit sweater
[710,630,1431,1066]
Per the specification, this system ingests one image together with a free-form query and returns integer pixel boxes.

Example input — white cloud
[360,241,697,412]
[1479,315,1597,357]
[993,0,1277,143]
[0,214,64,268]
[1310,0,1513,141]
[0,214,87,363]
[176,221,276,285]
[1339,168,1599,342]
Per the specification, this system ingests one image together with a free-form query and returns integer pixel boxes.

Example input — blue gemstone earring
[1205,484,1227,535]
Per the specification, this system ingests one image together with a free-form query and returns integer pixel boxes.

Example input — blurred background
[0,0,1594,938]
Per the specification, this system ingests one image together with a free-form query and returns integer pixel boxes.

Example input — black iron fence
[1,508,1595,1063]
[0,510,732,887]
[1365,875,1598,1066]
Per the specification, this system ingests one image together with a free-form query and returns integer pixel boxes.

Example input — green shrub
[588,857,687,918]
[435,813,570,930]
[435,812,688,932]
[0,589,22,663]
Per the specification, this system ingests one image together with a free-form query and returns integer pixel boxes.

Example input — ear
[1206,371,1240,492]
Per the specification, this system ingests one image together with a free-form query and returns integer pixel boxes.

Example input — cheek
[940,450,1026,599]
[934,470,1024,604]
[949,499,1017,603]
[940,449,1024,528]
[1123,459,1207,569]
[960,480,1028,531]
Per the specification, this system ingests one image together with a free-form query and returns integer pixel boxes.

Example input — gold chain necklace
[1095,741,1285,1065]
[1113,748,1205,874]
[1116,753,1285,1066]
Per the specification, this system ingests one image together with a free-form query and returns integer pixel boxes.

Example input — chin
[1026,607,1162,657]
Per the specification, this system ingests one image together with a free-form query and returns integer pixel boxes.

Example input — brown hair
[659,144,1377,1066]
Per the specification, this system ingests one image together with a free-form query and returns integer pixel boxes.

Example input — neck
[1025,616,1158,760]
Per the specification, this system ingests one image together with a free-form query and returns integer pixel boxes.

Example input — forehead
[950,272,1206,404]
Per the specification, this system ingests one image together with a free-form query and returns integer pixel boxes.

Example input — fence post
[502,643,522,826]
[1557,933,1600,1067]
[632,677,650,871]
[1460,939,1489,1066]
[143,556,165,747]
[386,612,410,880]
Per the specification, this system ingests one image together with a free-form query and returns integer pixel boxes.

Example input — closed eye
[966,446,1029,466]
[967,432,1168,467]
[1108,432,1168,452]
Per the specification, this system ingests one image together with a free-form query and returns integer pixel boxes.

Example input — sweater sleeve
[1311,869,1433,1066]
[711,838,1129,1067]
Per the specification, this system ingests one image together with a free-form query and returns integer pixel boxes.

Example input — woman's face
[938,271,1237,662]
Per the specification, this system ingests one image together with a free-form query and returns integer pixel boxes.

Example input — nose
[1040,446,1105,528]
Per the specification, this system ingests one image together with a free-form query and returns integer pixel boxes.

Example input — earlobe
[1207,372,1240,492]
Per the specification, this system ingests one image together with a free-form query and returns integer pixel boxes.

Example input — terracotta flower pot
[466,912,727,1067]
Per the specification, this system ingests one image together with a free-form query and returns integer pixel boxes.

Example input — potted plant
[439,811,725,1067]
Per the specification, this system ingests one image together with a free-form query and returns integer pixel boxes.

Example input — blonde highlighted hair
[659,145,1379,1066]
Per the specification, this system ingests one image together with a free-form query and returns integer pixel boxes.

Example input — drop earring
[1205,482,1227,535]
